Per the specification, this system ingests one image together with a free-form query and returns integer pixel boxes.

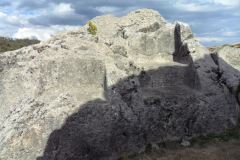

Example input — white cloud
[0,11,28,26]
[0,12,6,17]
[0,4,80,40]
[212,0,240,7]
[33,3,76,17]
[13,25,80,40]
[96,6,119,13]
[175,0,240,12]
[7,15,29,26]
[53,3,75,15]
[222,31,237,36]
[176,2,214,12]
[198,30,239,37]
[197,36,224,42]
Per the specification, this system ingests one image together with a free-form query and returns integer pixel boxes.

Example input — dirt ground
[126,140,240,160]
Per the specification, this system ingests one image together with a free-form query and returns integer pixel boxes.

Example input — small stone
[181,140,191,147]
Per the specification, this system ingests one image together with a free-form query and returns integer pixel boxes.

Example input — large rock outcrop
[0,9,239,160]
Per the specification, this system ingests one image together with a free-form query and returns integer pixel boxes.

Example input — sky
[0,0,239,46]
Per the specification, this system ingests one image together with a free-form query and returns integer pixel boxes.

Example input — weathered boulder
[210,45,240,106]
[0,9,239,160]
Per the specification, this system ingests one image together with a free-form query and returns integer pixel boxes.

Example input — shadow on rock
[36,22,240,160]
[37,53,240,160]
[37,23,240,160]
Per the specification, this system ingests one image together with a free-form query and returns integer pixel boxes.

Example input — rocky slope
[0,9,239,160]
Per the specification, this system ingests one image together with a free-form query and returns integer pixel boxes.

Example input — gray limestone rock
[0,9,239,160]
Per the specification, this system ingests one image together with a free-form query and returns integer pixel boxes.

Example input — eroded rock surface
[0,9,239,160]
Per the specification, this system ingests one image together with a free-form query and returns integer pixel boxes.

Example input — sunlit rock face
[0,9,239,160]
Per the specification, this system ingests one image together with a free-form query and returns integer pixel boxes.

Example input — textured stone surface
[210,45,240,107]
[0,9,239,160]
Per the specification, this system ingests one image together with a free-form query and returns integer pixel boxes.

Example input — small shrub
[191,122,240,146]
[87,21,97,35]
[0,37,40,53]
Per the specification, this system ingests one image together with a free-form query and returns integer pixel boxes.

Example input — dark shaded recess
[210,52,219,66]
[37,24,239,160]
[173,23,200,89]
[237,84,240,106]
[173,23,190,64]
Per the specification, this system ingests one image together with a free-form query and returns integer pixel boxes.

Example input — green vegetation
[0,37,40,53]
[231,43,240,48]
[87,21,97,35]
[191,122,240,145]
